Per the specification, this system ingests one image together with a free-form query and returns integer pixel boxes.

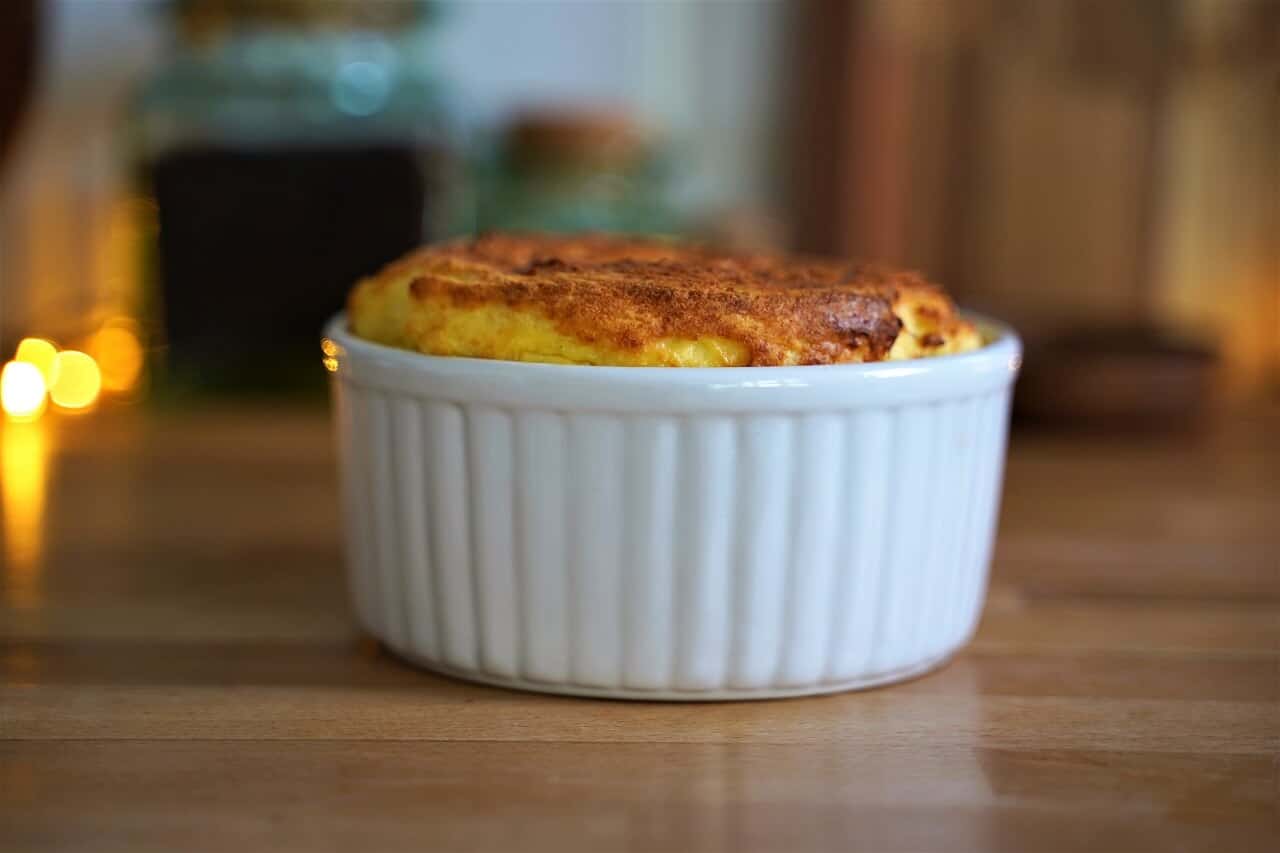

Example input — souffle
[348,233,981,366]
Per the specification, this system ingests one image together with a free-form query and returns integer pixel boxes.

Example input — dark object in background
[0,0,38,176]
[134,0,454,396]
[1016,326,1217,431]
[151,145,427,393]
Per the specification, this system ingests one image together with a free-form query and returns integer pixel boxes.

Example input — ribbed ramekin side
[954,388,1014,644]
[333,373,1014,696]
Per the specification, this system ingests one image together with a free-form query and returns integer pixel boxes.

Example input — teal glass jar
[132,0,462,396]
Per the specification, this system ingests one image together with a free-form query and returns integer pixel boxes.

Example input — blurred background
[1,0,1276,409]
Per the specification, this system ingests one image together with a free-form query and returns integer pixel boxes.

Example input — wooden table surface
[1,404,1277,852]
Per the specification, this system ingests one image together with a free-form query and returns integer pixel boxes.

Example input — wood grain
[1,406,1277,852]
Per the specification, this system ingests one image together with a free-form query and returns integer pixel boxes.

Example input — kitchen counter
[2,405,1276,852]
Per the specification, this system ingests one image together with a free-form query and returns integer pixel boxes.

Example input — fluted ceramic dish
[324,313,1021,700]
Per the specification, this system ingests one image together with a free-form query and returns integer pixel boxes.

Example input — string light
[49,351,101,410]
[87,322,144,392]
[14,338,59,386]
[1,362,48,421]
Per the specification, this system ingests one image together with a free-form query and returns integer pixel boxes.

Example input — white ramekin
[325,313,1021,700]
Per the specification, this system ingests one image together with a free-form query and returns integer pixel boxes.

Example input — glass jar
[132,0,461,395]
[473,109,685,237]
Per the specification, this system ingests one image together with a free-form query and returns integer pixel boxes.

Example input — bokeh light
[1,420,49,605]
[1,361,48,421]
[14,338,59,386]
[49,350,102,410]
[321,338,339,372]
[87,322,145,392]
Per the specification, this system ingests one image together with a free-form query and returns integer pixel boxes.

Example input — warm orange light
[1,361,47,421]
[14,338,59,386]
[323,356,339,373]
[49,350,101,410]
[321,338,338,358]
[87,322,144,392]
[2,419,49,606]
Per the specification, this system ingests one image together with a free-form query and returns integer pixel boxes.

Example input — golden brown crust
[349,233,980,366]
